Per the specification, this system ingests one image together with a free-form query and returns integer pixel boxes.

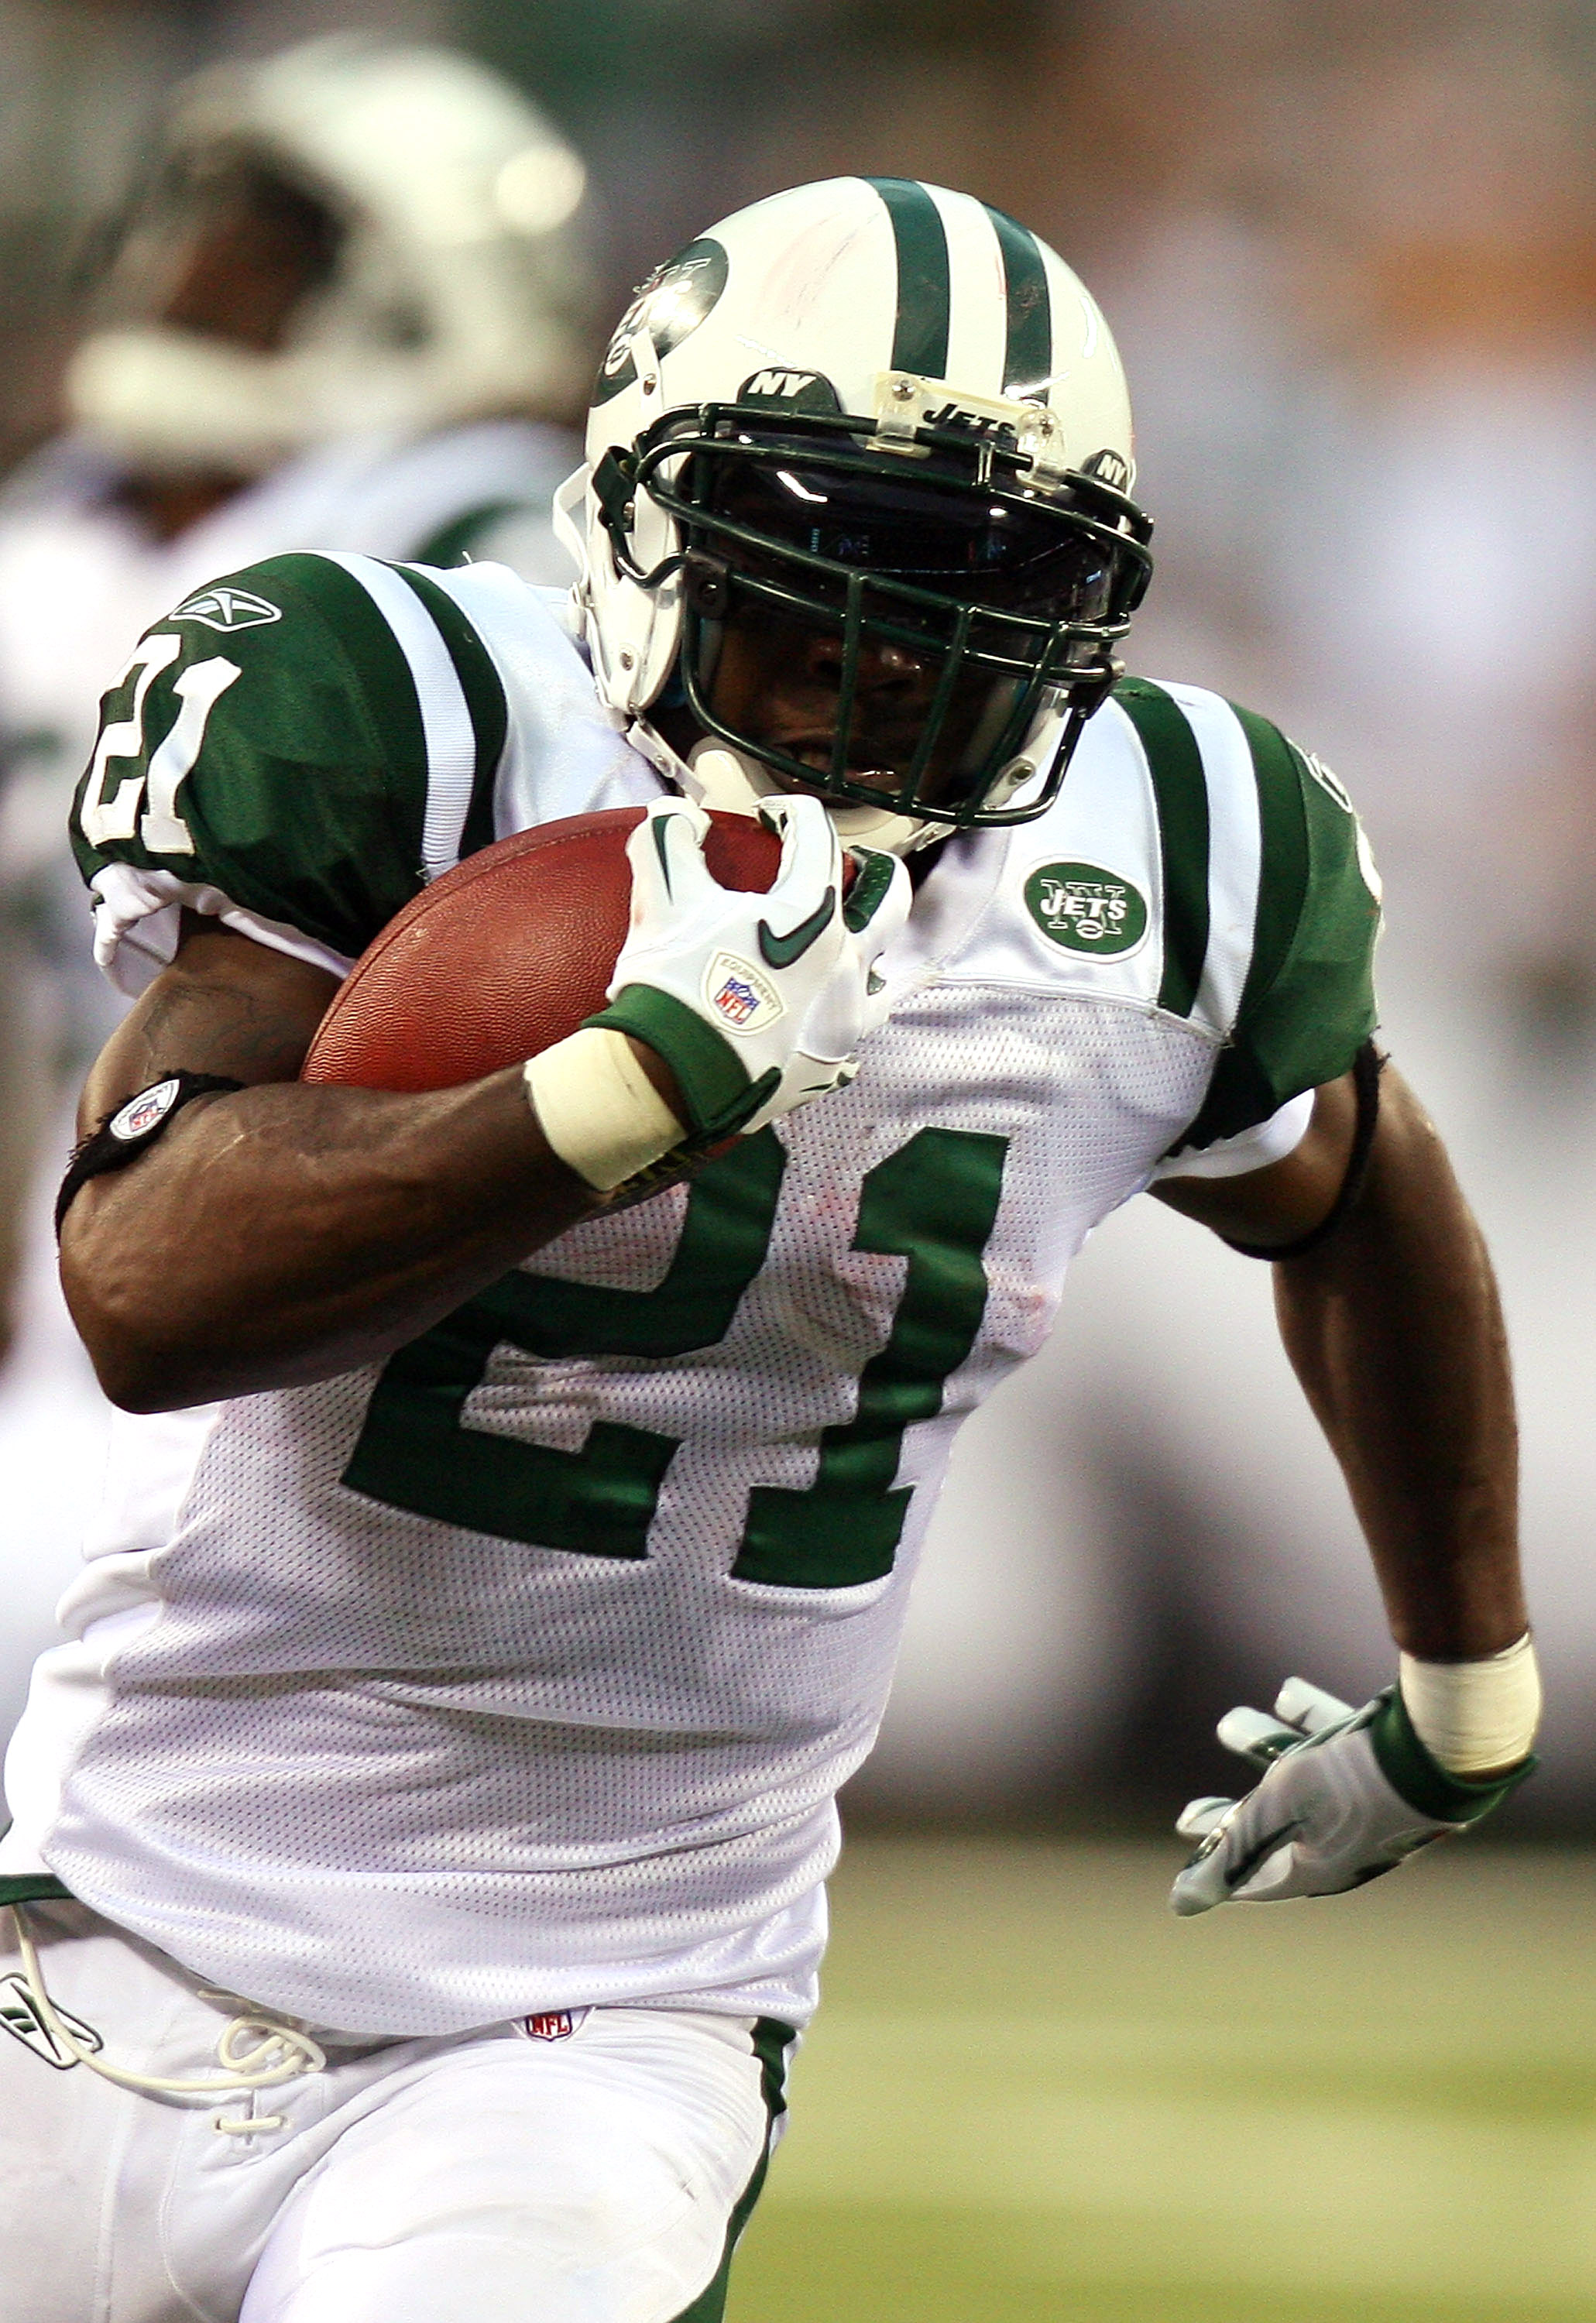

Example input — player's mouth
[767,731,918,784]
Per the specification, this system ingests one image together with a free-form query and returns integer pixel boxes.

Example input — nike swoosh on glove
[587,794,910,1144]
[1169,1675,1535,1916]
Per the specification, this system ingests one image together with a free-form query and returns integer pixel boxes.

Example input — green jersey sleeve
[1171,705,1383,1157]
[70,551,506,969]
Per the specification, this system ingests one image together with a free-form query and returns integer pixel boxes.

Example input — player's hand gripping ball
[595,796,908,1141]
[304,798,908,1189]
[1169,1674,1533,1916]
[302,805,787,1093]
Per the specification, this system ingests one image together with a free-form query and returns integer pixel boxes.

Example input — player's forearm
[60,1071,602,1411]
[1272,1072,1523,1659]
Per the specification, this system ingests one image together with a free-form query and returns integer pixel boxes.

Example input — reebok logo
[0,1975,101,2070]
[170,587,282,632]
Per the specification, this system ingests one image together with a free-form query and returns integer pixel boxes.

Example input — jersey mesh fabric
[17,990,1211,2036]
[10,560,1384,2036]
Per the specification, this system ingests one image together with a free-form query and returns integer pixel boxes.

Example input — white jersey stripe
[927,185,1008,399]
[1164,685,1263,1040]
[317,551,475,883]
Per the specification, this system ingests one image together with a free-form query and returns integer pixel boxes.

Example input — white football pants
[0,1900,784,2323]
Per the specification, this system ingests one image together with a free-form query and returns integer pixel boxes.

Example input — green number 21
[343,1125,1007,1590]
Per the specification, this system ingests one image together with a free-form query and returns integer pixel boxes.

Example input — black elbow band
[1222,1039,1385,1262]
[56,1072,245,1240]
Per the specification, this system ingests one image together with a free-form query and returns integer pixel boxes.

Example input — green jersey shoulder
[71,552,510,971]
[1107,675,1382,1155]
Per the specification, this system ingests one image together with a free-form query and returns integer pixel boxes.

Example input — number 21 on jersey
[78,633,239,855]
[344,1124,1009,1591]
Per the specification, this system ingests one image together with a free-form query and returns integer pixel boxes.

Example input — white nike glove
[589,794,909,1143]
[1169,1674,1535,1917]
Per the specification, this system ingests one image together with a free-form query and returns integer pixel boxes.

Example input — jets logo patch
[170,586,282,632]
[1300,750,1382,903]
[1024,862,1149,959]
[1303,750,1353,815]
[594,238,729,406]
[0,1975,101,2070]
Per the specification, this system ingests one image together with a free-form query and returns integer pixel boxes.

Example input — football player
[0,179,1537,2323]
[0,32,595,1738]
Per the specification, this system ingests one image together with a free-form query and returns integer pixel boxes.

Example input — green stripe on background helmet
[865,177,952,377]
[982,202,1053,400]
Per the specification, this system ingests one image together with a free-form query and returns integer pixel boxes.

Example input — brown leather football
[302,807,783,1093]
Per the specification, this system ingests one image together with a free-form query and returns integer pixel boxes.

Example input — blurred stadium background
[2,2,1594,2315]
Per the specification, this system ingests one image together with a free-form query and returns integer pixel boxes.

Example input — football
[301,806,783,1093]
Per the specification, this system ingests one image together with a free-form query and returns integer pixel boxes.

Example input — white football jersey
[0,554,1381,2036]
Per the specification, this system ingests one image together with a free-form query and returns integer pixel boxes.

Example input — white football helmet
[67,35,595,475]
[556,177,1153,850]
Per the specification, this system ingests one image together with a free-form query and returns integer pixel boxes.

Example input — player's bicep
[78,914,339,1135]
[1149,1069,1358,1247]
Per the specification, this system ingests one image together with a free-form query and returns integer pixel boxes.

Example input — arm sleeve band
[56,1072,245,1237]
[1221,1039,1385,1261]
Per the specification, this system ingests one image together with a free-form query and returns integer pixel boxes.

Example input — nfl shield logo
[109,1078,181,1142]
[712,973,760,1028]
[702,950,783,1035]
[519,2008,590,2042]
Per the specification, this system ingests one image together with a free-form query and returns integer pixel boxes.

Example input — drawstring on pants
[7,1903,326,2133]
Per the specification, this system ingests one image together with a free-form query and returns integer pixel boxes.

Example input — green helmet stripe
[866,177,951,378]
[983,201,1053,399]
[1114,678,1211,1017]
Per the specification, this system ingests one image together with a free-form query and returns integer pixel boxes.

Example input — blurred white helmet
[556,177,1152,850]
[68,35,595,475]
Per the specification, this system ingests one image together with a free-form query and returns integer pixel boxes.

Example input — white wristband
[1399,1633,1542,1776]
[523,1027,685,1194]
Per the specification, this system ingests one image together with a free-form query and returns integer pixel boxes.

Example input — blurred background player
[0,29,597,1736]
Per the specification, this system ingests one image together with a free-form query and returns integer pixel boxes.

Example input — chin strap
[666,734,935,858]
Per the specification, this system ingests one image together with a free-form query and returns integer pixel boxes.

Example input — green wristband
[1371,1688,1537,1826]
[585,985,778,1141]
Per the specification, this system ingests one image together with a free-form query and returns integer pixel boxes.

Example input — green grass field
[729,1837,1596,2322]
